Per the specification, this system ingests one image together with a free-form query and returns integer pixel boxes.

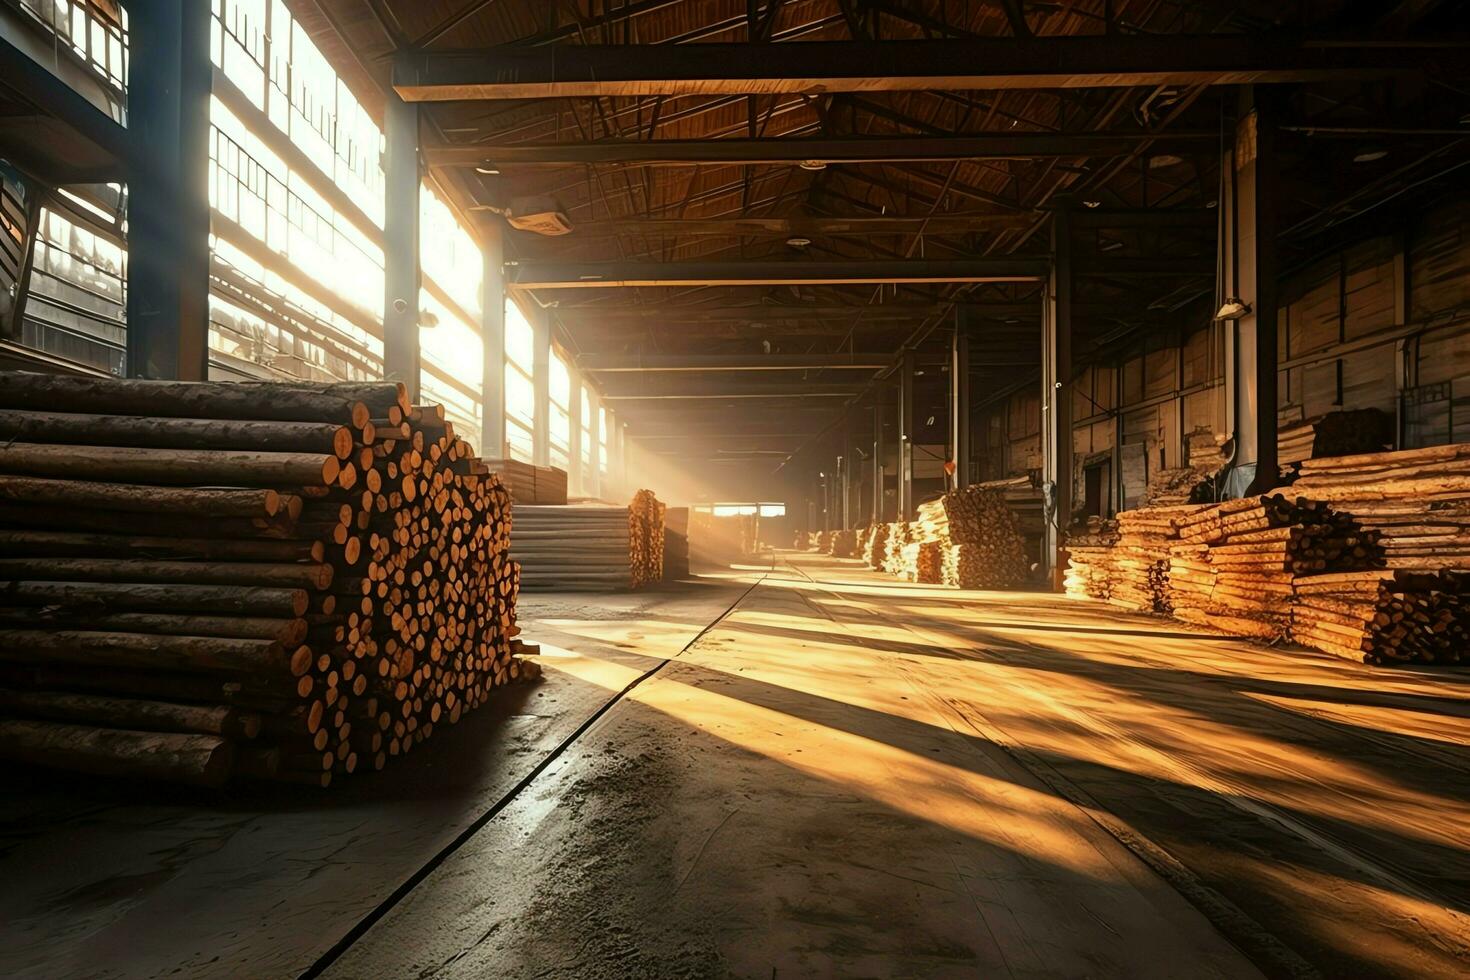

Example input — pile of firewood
[829,528,858,558]
[972,476,1045,570]
[881,523,911,577]
[897,486,1028,589]
[0,373,532,788]
[897,540,943,583]
[863,522,890,569]
[816,530,833,553]
[629,489,665,587]
[1062,518,1119,600]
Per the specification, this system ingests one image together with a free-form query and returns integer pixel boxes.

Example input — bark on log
[0,609,307,643]
[0,582,309,617]
[0,476,299,518]
[0,558,333,589]
[0,629,293,673]
[0,718,234,787]
[0,410,355,458]
[0,443,341,488]
[0,530,322,562]
[0,688,261,738]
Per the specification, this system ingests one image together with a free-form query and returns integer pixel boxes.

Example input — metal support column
[125,1,211,380]
[587,392,601,498]
[382,91,421,399]
[532,312,551,467]
[952,310,971,489]
[898,350,915,520]
[1227,88,1281,495]
[1042,207,1074,584]
[480,223,505,458]
[567,379,583,495]
[872,404,884,524]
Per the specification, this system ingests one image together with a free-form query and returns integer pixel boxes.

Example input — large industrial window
[581,386,596,477]
[504,298,536,461]
[548,353,571,471]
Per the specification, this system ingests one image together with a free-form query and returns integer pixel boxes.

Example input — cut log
[0,410,356,458]
[0,476,299,518]
[0,718,235,787]
[0,558,333,590]
[0,688,262,738]
[0,582,309,617]
[0,443,341,488]
[0,629,293,673]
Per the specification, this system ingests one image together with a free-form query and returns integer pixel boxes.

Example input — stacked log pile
[829,529,858,558]
[973,477,1044,567]
[863,522,890,570]
[512,505,630,591]
[1109,506,1203,612]
[1292,570,1469,664]
[1280,409,1396,467]
[816,530,833,553]
[881,523,911,577]
[663,507,690,581]
[1291,444,1470,569]
[902,487,1028,589]
[1062,518,1119,600]
[898,540,943,584]
[629,490,666,587]
[0,373,531,788]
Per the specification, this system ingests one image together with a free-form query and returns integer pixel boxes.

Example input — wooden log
[0,582,309,617]
[0,410,356,458]
[0,688,261,738]
[0,443,342,488]
[0,476,301,519]
[0,609,308,644]
[0,372,407,427]
[0,630,295,673]
[0,558,333,589]
[0,502,299,540]
[0,530,323,563]
[0,718,235,787]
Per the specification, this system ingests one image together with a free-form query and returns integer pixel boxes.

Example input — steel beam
[393,36,1426,102]
[553,302,947,321]
[577,353,888,372]
[602,391,857,401]
[898,349,915,520]
[498,216,1030,238]
[428,132,1217,167]
[125,1,210,380]
[952,313,971,488]
[509,259,1046,289]
[382,90,421,399]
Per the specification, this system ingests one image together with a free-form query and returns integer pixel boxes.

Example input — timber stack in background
[629,489,666,588]
[480,458,568,505]
[1063,441,1470,664]
[0,372,533,788]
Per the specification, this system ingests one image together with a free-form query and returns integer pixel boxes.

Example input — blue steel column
[382,91,421,400]
[125,0,211,380]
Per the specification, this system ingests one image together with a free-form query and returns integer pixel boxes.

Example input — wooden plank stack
[629,489,665,587]
[973,476,1045,570]
[511,505,631,591]
[481,459,568,505]
[881,523,911,577]
[1291,444,1470,569]
[1292,569,1469,664]
[1062,518,1119,601]
[863,522,890,570]
[898,540,943,583]
[1109,506,1202,612]
[900,486,1029,589]
[0,372,531,788]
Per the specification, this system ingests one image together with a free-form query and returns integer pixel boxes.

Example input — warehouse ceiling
[289,0,1469,473]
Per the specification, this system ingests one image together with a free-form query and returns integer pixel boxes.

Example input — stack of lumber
[1278,409,1395,466]
[906,486,1028,589]
[663,507,689,581]
[1277,422,1317,466]
[897,540,943,584]
[864,522,890,570]
[513,505,631,591]
[881,523,911,577]
[0,373,530,788]
[481,459,568,505]
[1146,467,1210,506]
[973,476,1045,570]
[1187,429,1227,472]
[1109,506,1202,612]
[829,529,858,558]
[629,489,665,588]
[1293,569,1469,664]
[1291,444,1470,569]
[1062,518,1119,600]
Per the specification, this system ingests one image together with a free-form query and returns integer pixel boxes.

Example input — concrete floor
[6,553,1470,978]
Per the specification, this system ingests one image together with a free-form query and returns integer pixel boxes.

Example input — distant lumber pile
[1062,518,1119,601]
[630,490,666,587]
[482,458,567,505]
[863,522,890,569]
[828,528,858,558]
[882,485,1027,588]
[0,372,533,788]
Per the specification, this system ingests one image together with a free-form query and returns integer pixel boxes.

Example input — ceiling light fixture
[1215,297,1251,321]
[1082,200,1101,208]
[798,159,827,171]
[786,236,812,248]
[1147,154,1184,170]
[474,164,500,175]
[1353,148,1388,164]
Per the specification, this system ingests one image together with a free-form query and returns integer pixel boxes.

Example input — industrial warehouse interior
[3,1,1470,977]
